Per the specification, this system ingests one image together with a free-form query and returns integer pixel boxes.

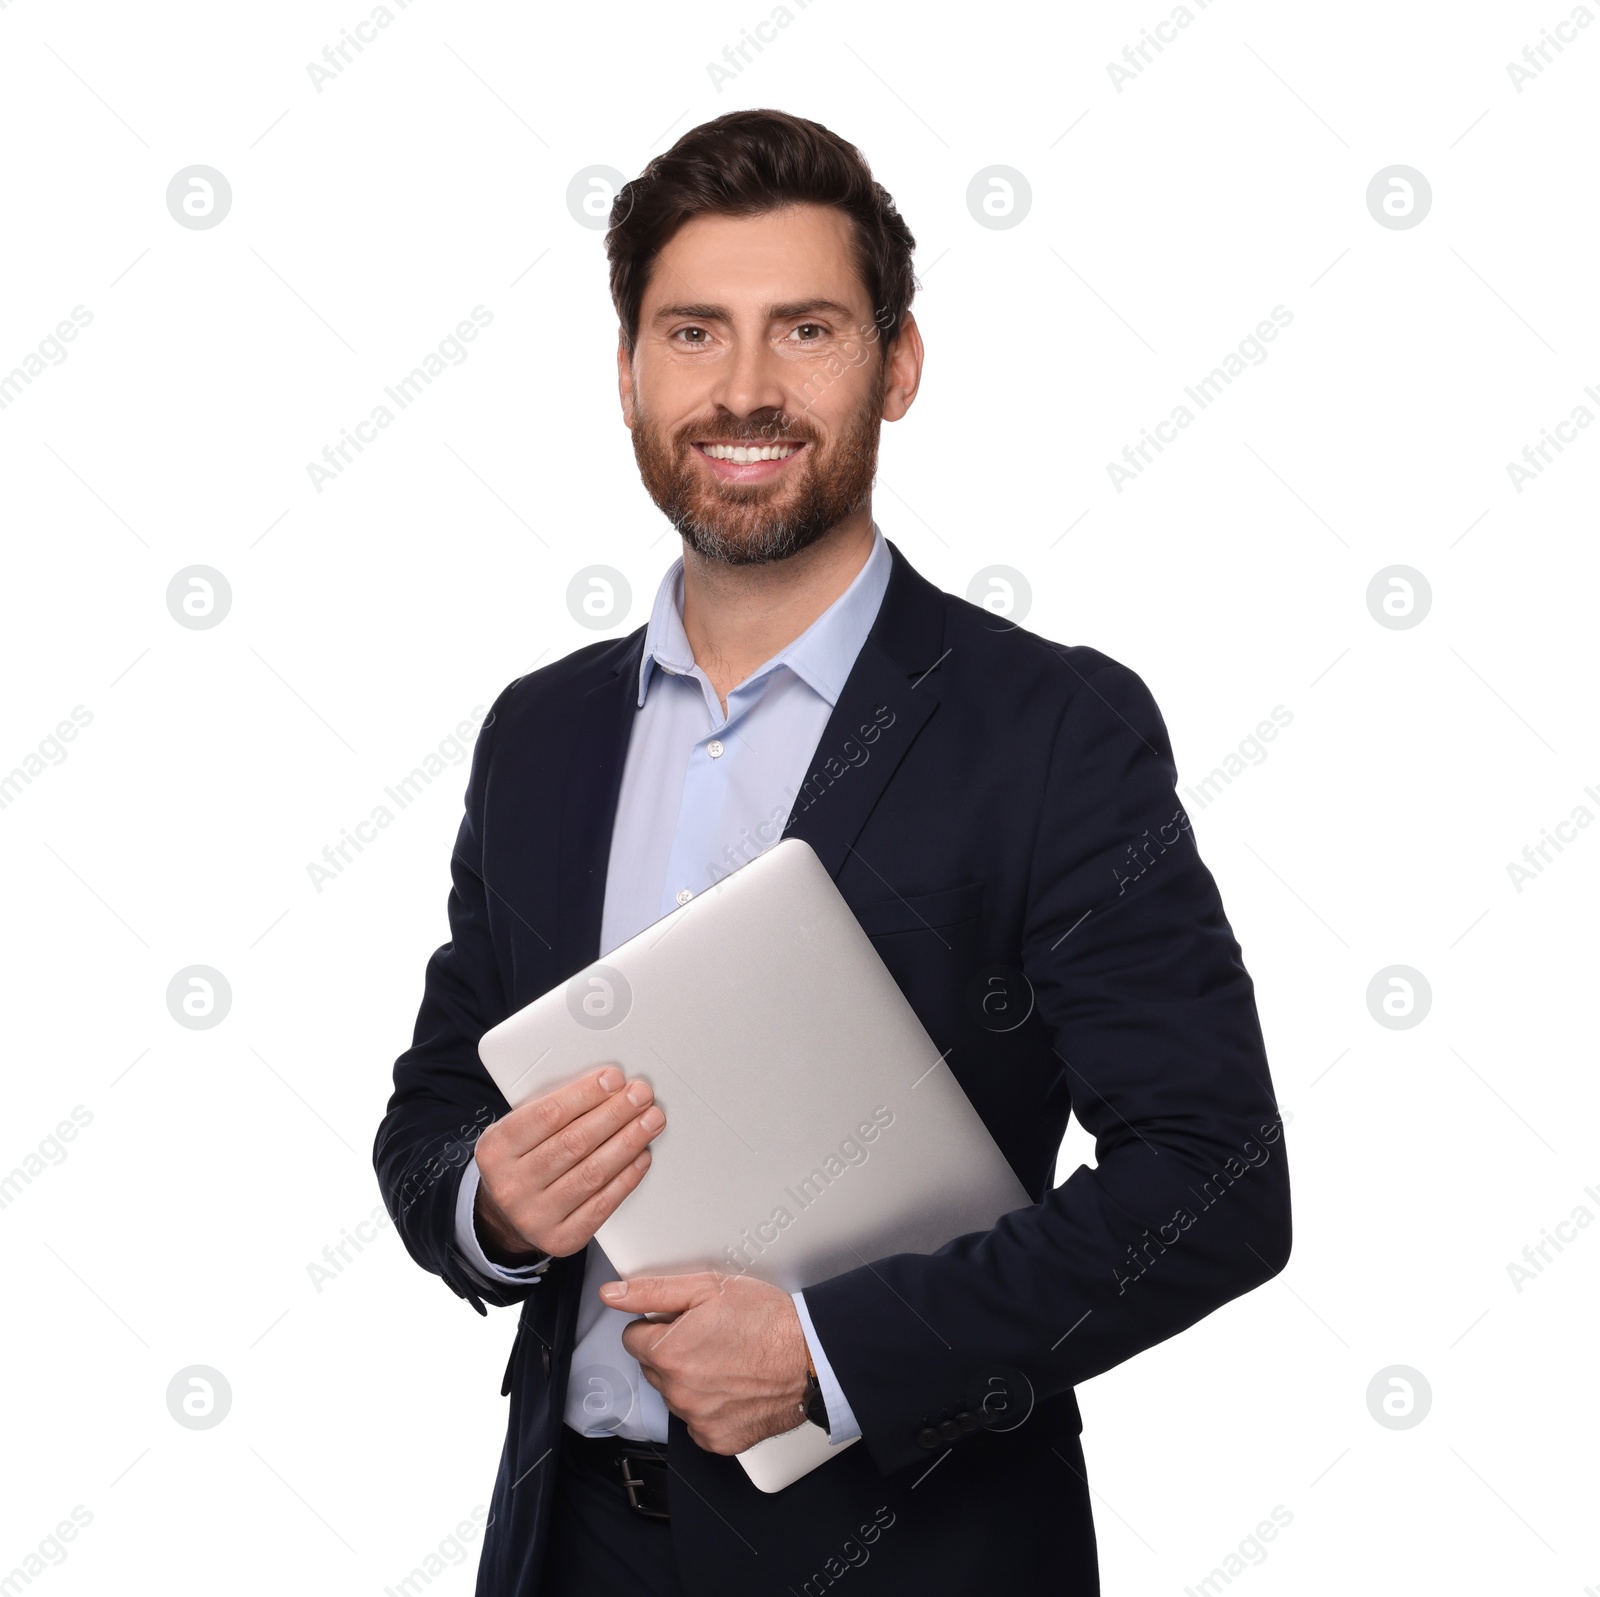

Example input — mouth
[690,439,809,484]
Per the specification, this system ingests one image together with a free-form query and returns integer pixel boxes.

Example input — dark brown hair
[606,109,917,363]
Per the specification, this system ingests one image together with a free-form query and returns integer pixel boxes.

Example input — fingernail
[633,1151,651,1170]
[598,1067,623,1092]
[640,1106,665,1133]
[625,1079,650,1107]
[601,1282,625,1300]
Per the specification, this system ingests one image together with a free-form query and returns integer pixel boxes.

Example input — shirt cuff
[453,1158,552,1285]
[792,1289,862,1445]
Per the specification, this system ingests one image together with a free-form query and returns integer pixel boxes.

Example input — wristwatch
[802,1346,830,1434]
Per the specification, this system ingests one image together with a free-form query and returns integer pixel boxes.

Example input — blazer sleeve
[372,683,540,1316]
[799,658,1293,1475]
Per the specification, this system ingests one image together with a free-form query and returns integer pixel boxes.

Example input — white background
[1,1,1595,1592]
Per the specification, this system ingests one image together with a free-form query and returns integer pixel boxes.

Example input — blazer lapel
[780,538,950,882]
[555,635,646,979]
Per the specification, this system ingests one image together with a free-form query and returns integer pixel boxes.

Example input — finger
[631,1349,667,1391]
[537,1146,654,1257]
[620,1315,681,1366]
[499,1064,630,1159]
[600,1271,718,1315]
[539,1100,665,1209]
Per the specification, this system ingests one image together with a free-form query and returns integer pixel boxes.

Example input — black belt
[562,1425,672,1521]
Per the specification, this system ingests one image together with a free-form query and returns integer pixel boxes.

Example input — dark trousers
[537,1426,688,1597]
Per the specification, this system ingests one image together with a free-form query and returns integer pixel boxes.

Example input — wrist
[473,1176,545,1267]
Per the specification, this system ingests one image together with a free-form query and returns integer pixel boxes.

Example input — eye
[789,323,826,342]
[673,326,710,346]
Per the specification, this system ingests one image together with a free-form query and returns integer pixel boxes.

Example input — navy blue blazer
[374,538,1292,1597]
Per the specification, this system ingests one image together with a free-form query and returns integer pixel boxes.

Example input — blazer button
[938,1419,961,1443]
[541,1347,551,1376]
[956,1410,982,1433]
[916,1427,941,1450]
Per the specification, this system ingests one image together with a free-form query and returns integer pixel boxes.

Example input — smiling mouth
[694,441,806,463]
[690,440,808,482]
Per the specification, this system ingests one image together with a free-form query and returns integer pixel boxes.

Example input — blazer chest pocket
[850,880,984,939]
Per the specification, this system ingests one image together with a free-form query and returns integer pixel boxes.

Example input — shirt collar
[635,522,891,709]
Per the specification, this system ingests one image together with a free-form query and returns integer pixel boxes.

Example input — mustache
[674,417,818,447]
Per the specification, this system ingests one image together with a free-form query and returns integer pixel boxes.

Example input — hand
[473,1066,666,1260]
[607,1272,812,1454]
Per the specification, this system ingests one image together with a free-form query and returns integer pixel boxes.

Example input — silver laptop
[477,837,1032,1491]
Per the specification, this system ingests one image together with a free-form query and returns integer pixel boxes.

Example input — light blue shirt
[453,524,892,1445]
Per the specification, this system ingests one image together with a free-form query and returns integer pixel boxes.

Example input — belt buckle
[616,1452,669,1521]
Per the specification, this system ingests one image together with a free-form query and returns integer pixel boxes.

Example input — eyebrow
[650,298,859,325]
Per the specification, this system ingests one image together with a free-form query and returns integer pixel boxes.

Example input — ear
[617,334,637,429]
[880,312,924,423]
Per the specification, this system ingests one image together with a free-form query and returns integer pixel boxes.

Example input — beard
[630,358,888,567]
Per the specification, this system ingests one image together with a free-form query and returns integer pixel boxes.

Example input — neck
[679,508,876,712]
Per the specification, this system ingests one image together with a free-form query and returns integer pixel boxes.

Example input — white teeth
[703,443,798,463]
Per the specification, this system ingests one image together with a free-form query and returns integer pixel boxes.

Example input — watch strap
[802,1353,830,1434]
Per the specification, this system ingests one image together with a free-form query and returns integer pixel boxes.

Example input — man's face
[619,204,907,566]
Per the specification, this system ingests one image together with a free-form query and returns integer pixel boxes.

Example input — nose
[706,325,792,428]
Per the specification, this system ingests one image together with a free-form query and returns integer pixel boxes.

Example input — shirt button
[707,739,725,759]
[675,888,694,906]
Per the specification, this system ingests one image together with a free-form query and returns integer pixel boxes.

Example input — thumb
[600,1271,719,1314]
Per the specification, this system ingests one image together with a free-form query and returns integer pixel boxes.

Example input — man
[374,108,1291,1597]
